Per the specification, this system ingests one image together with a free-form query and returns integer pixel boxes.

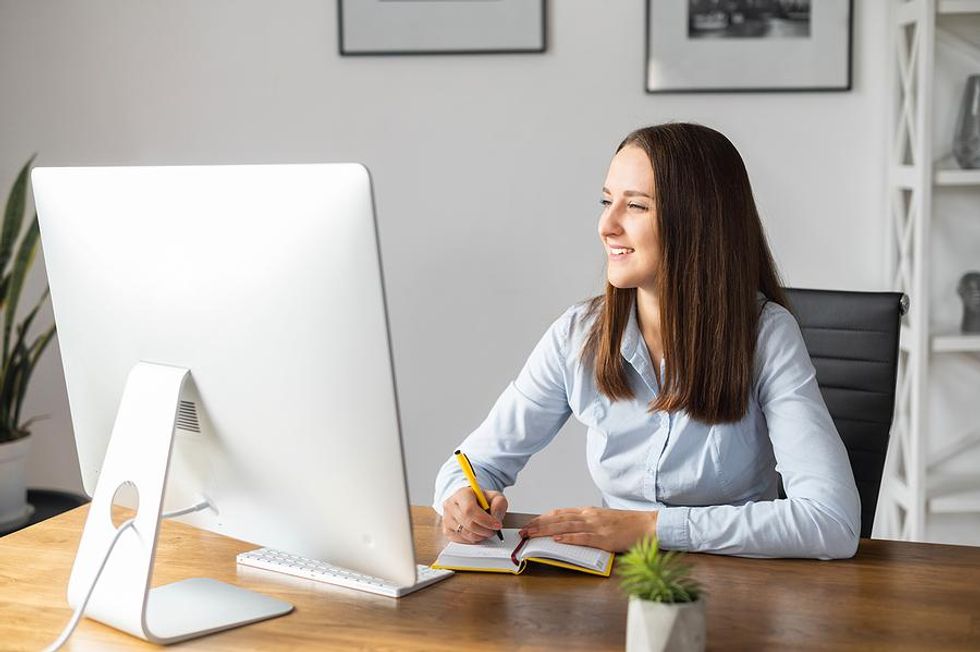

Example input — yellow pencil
[454,449,503,540]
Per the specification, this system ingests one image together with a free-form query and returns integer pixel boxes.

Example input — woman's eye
[628,203,648,211]
[599,199,611,207]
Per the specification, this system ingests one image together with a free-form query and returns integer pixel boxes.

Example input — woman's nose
[598,203,622,238]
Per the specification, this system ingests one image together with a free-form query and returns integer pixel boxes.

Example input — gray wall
[2,1,889,515]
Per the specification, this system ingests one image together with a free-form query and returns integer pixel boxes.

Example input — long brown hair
[582,123,788,424]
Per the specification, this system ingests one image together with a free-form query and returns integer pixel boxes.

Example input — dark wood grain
[0,506,977,650]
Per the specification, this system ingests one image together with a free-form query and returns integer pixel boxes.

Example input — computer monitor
[32,164,419,642]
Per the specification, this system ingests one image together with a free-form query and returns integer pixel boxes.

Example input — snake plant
[0,157,56,444]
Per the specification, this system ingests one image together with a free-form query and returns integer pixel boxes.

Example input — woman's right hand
[441,486,508,544]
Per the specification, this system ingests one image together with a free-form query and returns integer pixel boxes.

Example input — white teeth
[611,248,634,255]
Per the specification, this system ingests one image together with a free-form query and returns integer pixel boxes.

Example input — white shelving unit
[883,0,980,541]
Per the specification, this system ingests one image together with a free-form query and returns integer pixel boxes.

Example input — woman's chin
[606,276,637,290]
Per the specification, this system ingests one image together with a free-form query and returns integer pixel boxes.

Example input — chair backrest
[781,288,907,538]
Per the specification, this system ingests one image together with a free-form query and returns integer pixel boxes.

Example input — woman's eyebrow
[601,186,652,199]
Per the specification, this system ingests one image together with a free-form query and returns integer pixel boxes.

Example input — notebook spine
[510,535,530,566]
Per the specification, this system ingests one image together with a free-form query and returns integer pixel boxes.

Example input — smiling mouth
[609,248,635,256]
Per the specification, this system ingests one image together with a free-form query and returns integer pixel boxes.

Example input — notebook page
[439,528,525,560]
[522,537,612,572]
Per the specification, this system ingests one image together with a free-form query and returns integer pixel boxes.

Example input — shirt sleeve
[656,304,861,559]
[432,308,575,514]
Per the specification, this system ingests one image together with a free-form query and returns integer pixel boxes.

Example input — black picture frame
[645,0,853,94]
[338,0,547,56]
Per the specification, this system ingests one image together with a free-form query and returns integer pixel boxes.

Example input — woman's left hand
[519,507,658,553]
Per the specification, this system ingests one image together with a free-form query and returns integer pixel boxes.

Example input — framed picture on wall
[646,0,852,93]
[339,0,546,56]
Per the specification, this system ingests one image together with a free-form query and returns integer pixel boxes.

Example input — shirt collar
[620,297,661,393]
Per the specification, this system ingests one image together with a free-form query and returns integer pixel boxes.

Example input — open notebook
[431,528,614,577]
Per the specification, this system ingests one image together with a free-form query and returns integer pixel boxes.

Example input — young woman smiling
[433,123,860,559]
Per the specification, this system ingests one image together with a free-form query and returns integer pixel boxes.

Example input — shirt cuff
[433,480,473,515]
[656,506,691,551]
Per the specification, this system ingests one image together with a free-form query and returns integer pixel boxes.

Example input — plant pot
[627,595,706,652]
[0,435,34,532]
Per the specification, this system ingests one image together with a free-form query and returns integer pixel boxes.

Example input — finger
[450,491,500,531]
[525,520,588,538]
[466,520,497,538]
[487,492,508,523]
[447,504,497,538]
[445,512,493,542]
[457,519,493,544]
[552,532,603,548]
[448,527,484,544]
[545,507,585,518]
[539,512,587,524]
[459,498,502,531]
[525,507,584,527]
[524,512,584,533]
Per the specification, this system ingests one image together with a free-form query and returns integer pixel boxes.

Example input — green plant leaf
[8,289,53,427]
[6,339,29,433]
[0,156,36,286]
[2,215,40,365]
[11,286,49,347]
[616,536,701,603]
[0,274,10,314]
[15,323,56,427]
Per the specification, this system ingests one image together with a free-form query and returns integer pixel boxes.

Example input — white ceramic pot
[626,595,706,652]
[0,435,33,531]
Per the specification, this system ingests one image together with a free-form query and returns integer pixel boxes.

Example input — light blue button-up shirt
[433,299,861,559]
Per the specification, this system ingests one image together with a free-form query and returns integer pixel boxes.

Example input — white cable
[42,499,212,651]
[42,518,135,652]
[162,499,211,519]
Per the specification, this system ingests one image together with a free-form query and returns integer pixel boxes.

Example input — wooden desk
[0,506,978,651]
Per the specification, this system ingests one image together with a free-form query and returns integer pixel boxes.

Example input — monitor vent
[176,400,201,433]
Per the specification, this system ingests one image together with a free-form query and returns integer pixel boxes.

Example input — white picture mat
[341,0,544,53]
[647,1,851,91]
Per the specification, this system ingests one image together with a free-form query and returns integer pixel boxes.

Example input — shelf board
[929,491,980,514]
[932,333,980,352]
[939,0,980,14]
[935,167,980,186]
[927,473,980,499]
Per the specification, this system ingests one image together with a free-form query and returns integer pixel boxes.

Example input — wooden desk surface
[0,506,978,651]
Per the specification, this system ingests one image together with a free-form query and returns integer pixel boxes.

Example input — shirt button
[594,404,606,420]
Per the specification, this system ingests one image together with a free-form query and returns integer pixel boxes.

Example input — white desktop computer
[32,163,450,646]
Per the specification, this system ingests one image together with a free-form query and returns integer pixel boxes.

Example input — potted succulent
[618,537,705,652]
[0,157,56,532]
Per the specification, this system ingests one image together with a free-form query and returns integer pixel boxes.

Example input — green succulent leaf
[13,286,49,347]
[616,536,701,604]
[3,216,40,365]
[0,156,35,284]
[0,274,10,315]
[14,323,56,427]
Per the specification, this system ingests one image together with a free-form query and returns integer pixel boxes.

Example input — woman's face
[598,145,660,291]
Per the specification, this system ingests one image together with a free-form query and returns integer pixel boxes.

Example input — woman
[432,123,860,559]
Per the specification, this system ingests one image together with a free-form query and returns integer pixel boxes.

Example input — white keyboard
[236,547,453,598]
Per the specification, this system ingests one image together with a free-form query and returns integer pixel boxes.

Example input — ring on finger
[456,523,464,534]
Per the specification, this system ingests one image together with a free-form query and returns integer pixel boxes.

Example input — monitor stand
[66,362,293,645]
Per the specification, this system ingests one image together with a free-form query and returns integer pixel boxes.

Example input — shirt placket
[627,350,670,503]
[651,359,673,501]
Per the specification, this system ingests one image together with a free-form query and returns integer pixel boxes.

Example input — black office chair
[780,288,907,539]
